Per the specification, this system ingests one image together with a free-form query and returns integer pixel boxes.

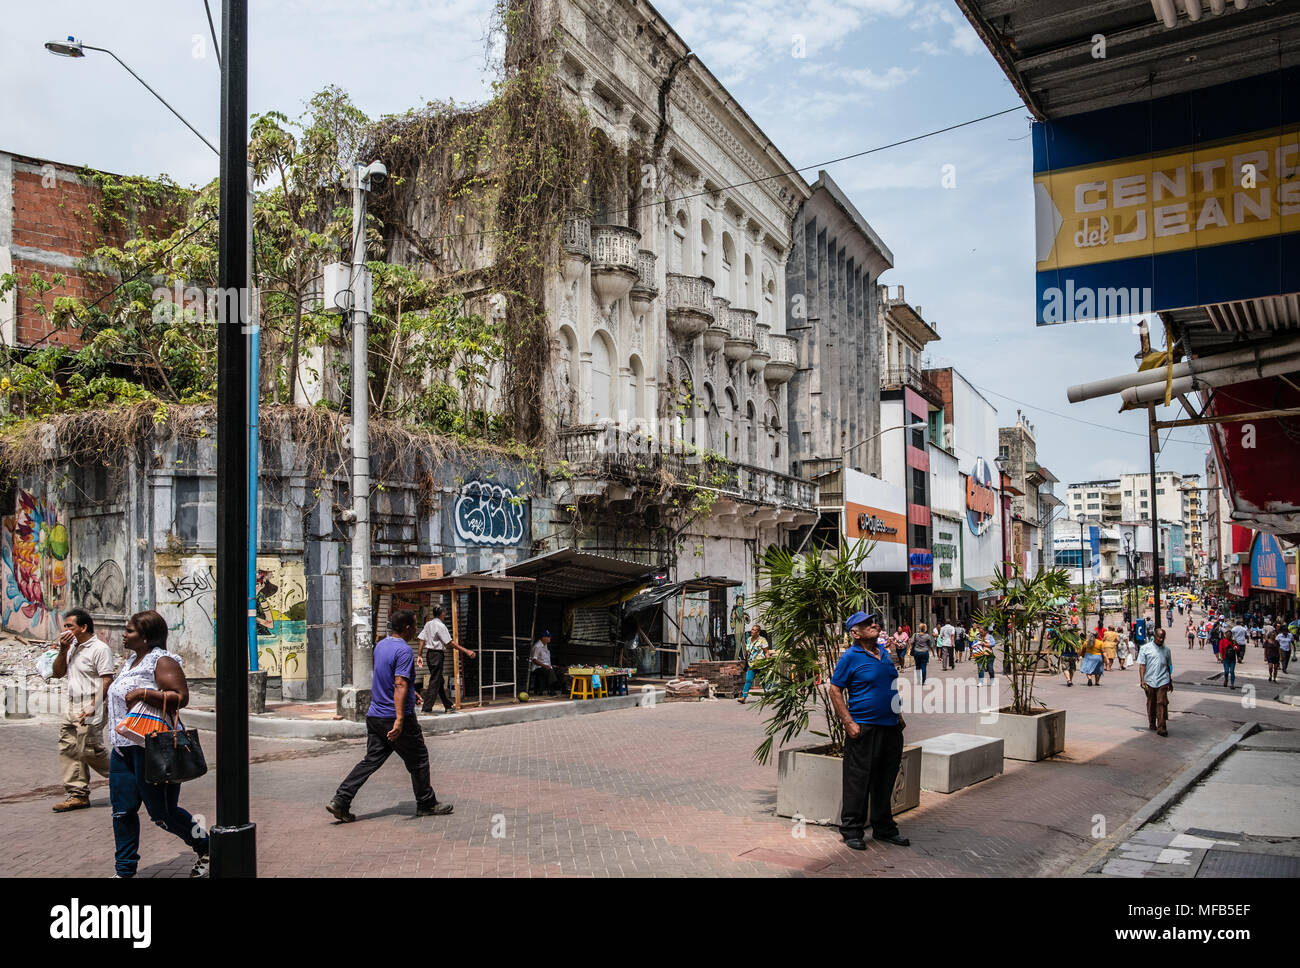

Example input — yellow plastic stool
[569,674,593,700]
[591,675,608,699]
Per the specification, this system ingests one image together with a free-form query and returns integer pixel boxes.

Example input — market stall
[375,574,535,709]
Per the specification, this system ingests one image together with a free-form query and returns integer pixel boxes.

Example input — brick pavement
[2,634,1296,877]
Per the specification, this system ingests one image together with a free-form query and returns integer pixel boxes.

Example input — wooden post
[450,589,461,709]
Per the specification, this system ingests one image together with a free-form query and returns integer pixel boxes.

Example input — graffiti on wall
[155,555,307,680]
[71,560,128,614]
[453,481,526,546]
[1,491,69,639]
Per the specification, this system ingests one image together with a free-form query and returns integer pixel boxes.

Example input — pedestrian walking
[1186,619,1196,650]
[971,627,995,684]
[1278,628,1293,673]
[910,624,932,685]
[954,623,967,663]
[327,611,453,823]
[891,626,910,670]
[1081,632,1104,686]
[1058,630,1078,687]
[830,610,909,851]
[1138,628,1174,736]
[738,624,772,704]
[1264,631,1281,683]
[106,610,210,878]
[47,608,115,812]
[1102,626,1119,671]
[1219,631,1237,688]
[1230,620,1249,666]
[417,605,476,712]
[938,620,956,671]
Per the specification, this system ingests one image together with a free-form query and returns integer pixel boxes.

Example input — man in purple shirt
[327,611,453,822]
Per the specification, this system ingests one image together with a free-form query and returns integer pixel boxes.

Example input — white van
[1100,590,1122,610]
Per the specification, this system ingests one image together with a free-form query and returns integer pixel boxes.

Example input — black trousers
[334,716,436,808]
[840,723,904,841]
[531,664,559,693]
[422,650,452,712]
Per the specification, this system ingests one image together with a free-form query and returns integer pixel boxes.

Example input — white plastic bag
[35,649,59,681]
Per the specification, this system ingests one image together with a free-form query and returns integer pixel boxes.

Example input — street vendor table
[567,669,633,700]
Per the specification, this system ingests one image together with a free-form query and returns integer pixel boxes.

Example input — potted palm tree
[750,540,920,824]
[973,564,1072,761]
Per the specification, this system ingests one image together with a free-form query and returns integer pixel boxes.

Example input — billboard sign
[1250,531,1288,591]
[844,468,907,573]
[1032,67,1300,324]
[966,457,996,536]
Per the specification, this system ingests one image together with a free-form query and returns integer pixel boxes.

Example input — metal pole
[1149,407,1162,629]
[247,163,259,672]
[211,0,256,878]
[1079,521,1086,631]
[349,166,373,696]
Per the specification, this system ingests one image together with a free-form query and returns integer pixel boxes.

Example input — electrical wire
[203,0,222,68]
[970,382,1208,447]
[386,104,1027,249]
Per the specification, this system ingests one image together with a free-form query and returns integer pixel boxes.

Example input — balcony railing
[554,424,817,510]
[666,273,714,338]
[634,249,657,292]
[562,215,591,257]
[882,364,944,404]
[589,224,640,273]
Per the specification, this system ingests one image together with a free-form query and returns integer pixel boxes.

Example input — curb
[181,689,667,741]
[1063,719,1259,877]
[1279,681,1300,707]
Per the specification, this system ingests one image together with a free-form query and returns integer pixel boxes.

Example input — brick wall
[2,151,181,350]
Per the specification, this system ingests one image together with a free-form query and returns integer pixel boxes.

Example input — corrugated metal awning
[503,548,660,602]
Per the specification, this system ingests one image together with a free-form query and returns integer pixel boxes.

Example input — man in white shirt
[416,605,475,714]
[530,631,561,696]
[1230,621,1249,665]
[1137,627,1174,736]
[48,608,116,812]
[938,621,956,671]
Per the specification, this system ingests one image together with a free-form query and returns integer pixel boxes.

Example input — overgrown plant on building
[749,539,877,765]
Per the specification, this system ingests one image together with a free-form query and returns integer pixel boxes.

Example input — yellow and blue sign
[1034,67,1300,324]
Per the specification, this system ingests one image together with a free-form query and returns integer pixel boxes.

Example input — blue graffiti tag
[452,481,526,546]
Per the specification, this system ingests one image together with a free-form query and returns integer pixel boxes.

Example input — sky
[2,0,1213,494]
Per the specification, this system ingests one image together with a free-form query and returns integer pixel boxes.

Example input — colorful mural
[155,554,308,680]
[1,490,69,639]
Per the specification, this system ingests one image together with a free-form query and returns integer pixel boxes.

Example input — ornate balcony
[747,321,771,374]
[561,215,590,284]
[764,333,797,385]
[666,273,714,339]
[554,423,817,512]
[590,224,641,307]
[630,249,657,314]
[724,308,757,363]
[704,296,731,353]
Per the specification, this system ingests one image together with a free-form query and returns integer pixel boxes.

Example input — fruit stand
[565,665,636,700]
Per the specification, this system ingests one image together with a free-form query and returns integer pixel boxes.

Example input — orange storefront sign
[846,502,907,544]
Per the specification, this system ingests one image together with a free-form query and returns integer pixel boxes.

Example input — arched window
[672,211,688,273]
[590,331,614,421]
[720,233,735,301]
[725,388,739,460]
[703,384,720,453]
[763,276,776,325]
[746,401,757,465]
[558,325,579,425]
[628,354,645,424]
[700,220,713,280]
[743,254,753,310]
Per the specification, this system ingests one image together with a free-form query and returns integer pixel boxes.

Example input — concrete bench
[918,732,1004,794]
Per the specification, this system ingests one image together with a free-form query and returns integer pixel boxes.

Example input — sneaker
[52,795,90,813]
[190,853,210,878]
[416,801,453,817]
[326,797,356,823]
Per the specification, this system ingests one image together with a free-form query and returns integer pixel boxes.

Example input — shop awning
[963,577,1000,599]
[502,547,660,602]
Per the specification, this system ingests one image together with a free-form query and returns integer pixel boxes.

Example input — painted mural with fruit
[1,490,69,640]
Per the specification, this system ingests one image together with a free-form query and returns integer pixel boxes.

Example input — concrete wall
[1,414,544,700]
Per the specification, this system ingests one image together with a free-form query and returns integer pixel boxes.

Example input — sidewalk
[4,636,1298,877]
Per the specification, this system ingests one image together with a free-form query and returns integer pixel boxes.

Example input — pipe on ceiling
[1119,352,1300,406]
[1067,336,1300,403]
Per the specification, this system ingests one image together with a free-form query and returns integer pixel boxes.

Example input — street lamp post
[1077,516,1088,634]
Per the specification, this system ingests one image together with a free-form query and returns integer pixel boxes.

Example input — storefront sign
[966,458,996,536]
[909,550,933,585]
[844,468,907,573]
[1250,531,1288,591]
[1033,67,1300,324]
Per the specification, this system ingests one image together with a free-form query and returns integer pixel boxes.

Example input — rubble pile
[681,660,745,698]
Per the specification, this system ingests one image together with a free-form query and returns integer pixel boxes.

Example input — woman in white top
[106,610,210,878]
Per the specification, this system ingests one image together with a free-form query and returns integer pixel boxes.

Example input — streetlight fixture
[841,420,927,472]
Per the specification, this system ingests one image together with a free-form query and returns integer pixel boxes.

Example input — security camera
[361,160,387,190]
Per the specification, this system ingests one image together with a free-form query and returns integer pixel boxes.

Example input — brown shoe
[52,795,90,813]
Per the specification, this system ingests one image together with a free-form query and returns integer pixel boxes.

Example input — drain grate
[1197,849,1300,878]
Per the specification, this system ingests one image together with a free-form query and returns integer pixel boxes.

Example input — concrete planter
[775,743,920,825]
[977,707,1066,761]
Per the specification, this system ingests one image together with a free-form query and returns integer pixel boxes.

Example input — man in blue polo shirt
[830,610,910,850]
[327,610,454,822]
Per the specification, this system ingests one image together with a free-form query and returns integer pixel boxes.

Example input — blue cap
[541,630,551,637]
[844,610,881,632]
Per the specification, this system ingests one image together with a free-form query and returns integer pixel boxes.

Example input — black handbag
[144,694,208,785]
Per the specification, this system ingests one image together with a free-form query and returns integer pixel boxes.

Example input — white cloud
[909,2,985,56]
